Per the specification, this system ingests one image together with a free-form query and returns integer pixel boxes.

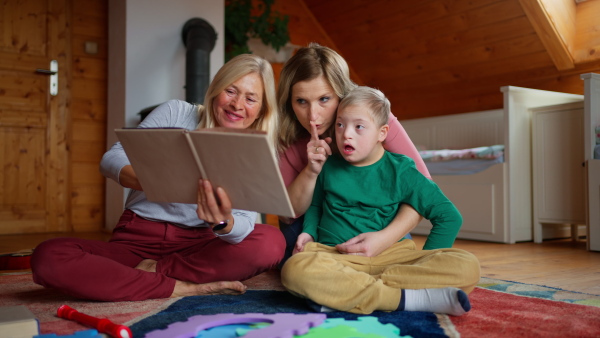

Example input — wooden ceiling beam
[518,0,575,70]
[573,0,600,64]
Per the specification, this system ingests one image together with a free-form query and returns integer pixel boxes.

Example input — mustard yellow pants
[280,240,480,314]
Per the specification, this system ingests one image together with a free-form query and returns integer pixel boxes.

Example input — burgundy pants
[31,210,285,301]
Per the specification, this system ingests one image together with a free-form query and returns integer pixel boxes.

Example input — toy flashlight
[57,305,132,338]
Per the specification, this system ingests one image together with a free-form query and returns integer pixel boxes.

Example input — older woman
[31,54,285,302]
[277,43,430,263]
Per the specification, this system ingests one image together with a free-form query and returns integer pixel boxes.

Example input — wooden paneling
[71,141,105,163]
[300,0,600,118]
[271,0,364,83]
[71,205,104,231]
[518,0,575,70]
[0,0,47,56]
[574,0,600,63]
[0,71,47,109]
[70,0,107,232]
[71,78,107,100]
[71,162,104,186]
[0,128,46,207]
[0,0,71,234]
[72,185,104,205]
[74,57,108,80]
[72,120,105,143]
[71,98,107,122]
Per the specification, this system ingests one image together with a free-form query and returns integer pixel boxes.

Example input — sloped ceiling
[301,0,600,118]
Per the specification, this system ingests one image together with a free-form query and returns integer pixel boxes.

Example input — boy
[281,86,480,315]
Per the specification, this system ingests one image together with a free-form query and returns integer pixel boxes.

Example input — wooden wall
[297,0,600,119]
[69,0,108,231]
[269,0,364,84]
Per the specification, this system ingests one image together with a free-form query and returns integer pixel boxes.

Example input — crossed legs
[281,240,480,314]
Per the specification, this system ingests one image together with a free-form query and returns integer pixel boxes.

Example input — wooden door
[0,0,70,234]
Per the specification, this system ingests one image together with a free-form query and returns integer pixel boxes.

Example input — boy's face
[335,104,388,166]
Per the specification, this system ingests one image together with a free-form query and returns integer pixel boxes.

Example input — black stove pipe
[181,18,217,105]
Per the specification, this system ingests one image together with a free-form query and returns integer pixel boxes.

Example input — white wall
[106,0,224,230]
[125,0,224,127]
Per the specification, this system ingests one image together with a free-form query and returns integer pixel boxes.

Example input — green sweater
[304,152,462,250]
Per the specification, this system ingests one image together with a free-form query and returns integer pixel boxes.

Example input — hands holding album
[118,164,234,234]
[196,179,234,233]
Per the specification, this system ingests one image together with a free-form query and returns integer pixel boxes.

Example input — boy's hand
[306,121,332,175]
[336,231,395,257]
[293,233,314,255]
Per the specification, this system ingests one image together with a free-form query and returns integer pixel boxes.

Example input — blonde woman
[277,44,430,263]
[31,54,285,302]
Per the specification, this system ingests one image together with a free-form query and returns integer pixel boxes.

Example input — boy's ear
[379,124,389,142]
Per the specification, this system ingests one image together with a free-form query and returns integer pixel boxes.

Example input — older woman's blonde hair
[276,43,357,152]
[198,54,279,153]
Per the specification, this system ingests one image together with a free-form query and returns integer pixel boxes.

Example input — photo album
[115,128,295,218]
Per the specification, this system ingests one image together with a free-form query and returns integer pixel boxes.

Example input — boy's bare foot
[135,259,157,273]
[171,280,247,298]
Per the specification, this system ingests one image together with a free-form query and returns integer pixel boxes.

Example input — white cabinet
[531,102,586,242]
[588,159,600,250]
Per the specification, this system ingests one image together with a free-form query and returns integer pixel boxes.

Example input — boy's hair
[338,86,390,127]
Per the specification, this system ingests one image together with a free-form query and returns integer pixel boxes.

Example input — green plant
[225,0,290,61]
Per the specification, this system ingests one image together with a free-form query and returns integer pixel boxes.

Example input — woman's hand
[285,122,332,217]
[336,231,395,257]
[306,121,332,175]
[196,179,234,234]
[293,233,314,255]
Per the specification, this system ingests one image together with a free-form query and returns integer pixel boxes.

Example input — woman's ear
[379,124,389,142]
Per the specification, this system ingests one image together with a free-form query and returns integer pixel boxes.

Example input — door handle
[35,69,57,75]
[35,60,58,96]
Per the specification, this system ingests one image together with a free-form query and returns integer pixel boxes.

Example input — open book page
[115,128,295,217]
[115,128,201,204]
[187,129,294,217]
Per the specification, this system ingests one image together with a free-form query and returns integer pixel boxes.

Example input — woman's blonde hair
[276,43,356,152]
[198,54,279,153]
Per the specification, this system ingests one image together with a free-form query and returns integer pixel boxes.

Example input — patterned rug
[1,272,599,337]
[452,277,600,338]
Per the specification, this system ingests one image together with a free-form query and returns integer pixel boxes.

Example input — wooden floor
[1,232,599,295]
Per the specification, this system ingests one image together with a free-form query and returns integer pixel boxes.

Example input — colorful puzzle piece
[296,325,385,338]
[233,322,271,337]
[195,322,271,338]
[35,329,102,338]
[318,316,406,338]
[144,313,326,338]
[193,323,258,338]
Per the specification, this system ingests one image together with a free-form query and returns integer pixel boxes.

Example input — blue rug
[129,290,448,337]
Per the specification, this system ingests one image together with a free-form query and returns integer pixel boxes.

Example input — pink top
[279,112,431,187]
